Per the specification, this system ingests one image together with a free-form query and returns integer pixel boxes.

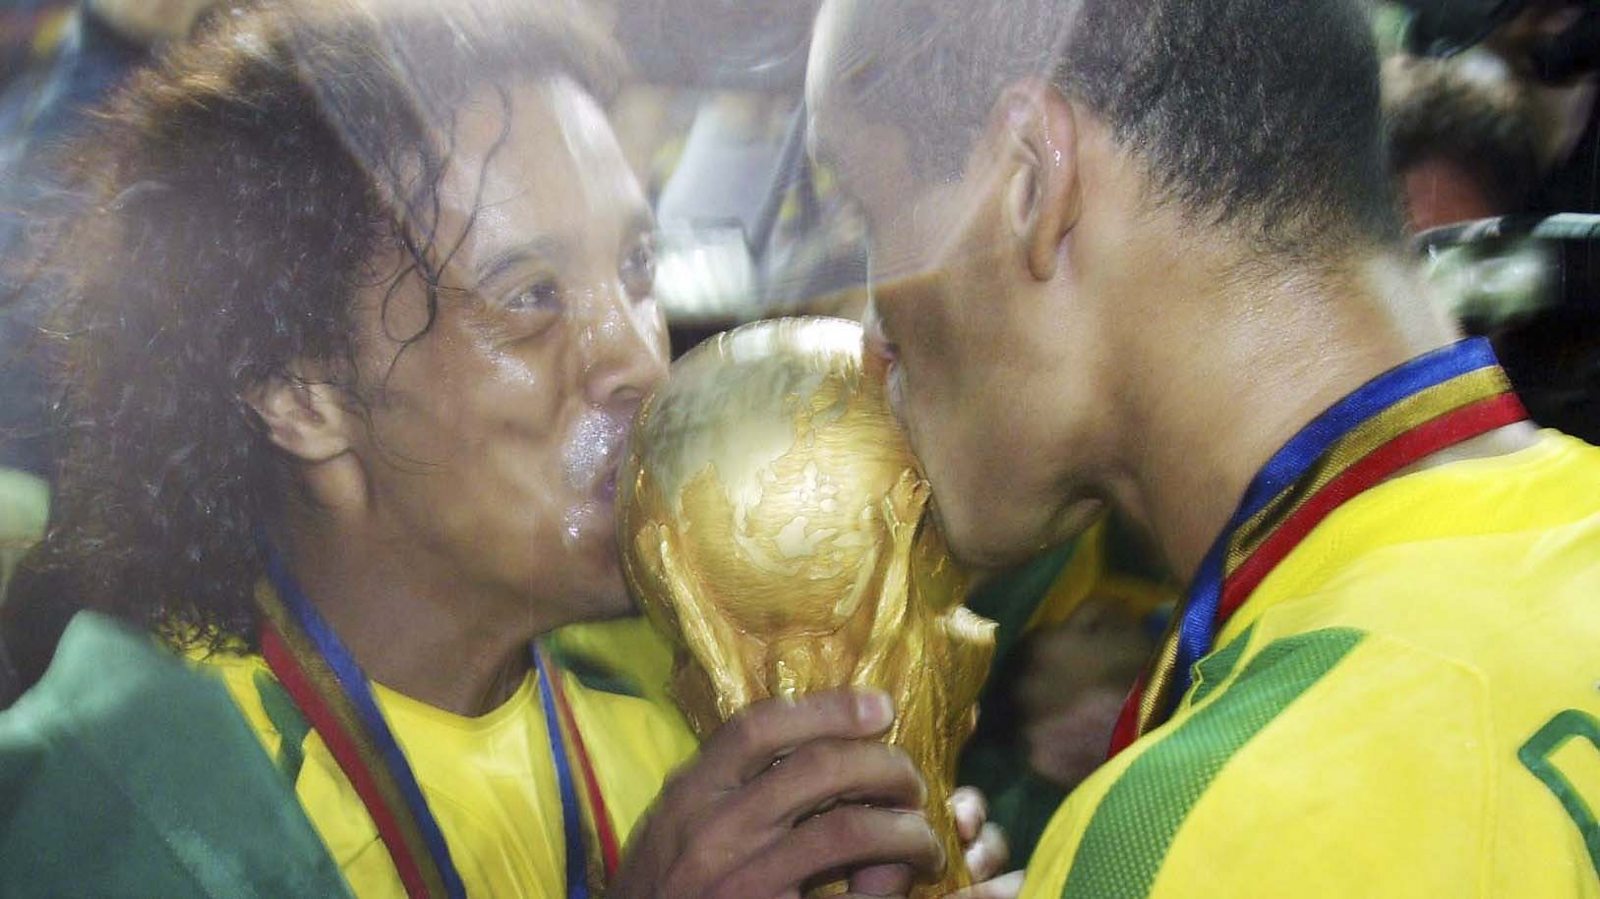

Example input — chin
[928,495,1009,568]
[566,590,639,625]
[564,563,638,622]
[938,491,1101,570]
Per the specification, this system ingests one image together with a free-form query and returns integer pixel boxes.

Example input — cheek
[373,338,574,513]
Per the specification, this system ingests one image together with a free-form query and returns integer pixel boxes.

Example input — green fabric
[958,521,1173,865]
[1519,710,1600,878]
[0,611,352,897]
[966,540,1081,666]
[255,668,310,785]
[1101,513,1172,589]
[1186,624,1255,709]
[543,641,648,699]
[1062,628,1365,899]
[957,540,1083,863]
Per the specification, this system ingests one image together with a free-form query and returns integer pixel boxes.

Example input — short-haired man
[806,0,1600,895]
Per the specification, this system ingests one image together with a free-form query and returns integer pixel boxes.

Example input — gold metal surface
[619,318,996,897]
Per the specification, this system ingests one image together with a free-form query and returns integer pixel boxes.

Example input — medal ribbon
[535,647,621,897]
[257,545,614,899]
[1109,338,1528,756]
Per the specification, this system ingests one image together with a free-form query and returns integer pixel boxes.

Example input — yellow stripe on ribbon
[1222,366,1511,575]
[1134,617,1186,739]
[255,582,449,899]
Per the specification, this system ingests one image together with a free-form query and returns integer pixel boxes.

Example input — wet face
[807,1,1107,566]
[349,77,667,620]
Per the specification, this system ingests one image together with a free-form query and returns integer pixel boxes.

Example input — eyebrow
[474,235,570,288]
[472,211,657,288]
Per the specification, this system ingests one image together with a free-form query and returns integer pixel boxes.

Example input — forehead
[437,76,645,243]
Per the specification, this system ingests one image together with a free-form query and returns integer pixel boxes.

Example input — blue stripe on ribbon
[1168,338,1500,711]
[261,544,468,899]
[535,649,591,899]
[1236,338,1499,522]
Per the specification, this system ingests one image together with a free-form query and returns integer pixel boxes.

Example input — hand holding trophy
[618,317,996,897]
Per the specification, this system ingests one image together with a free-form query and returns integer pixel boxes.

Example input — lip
[565,409,633,503]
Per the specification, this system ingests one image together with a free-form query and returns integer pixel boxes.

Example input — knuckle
[666,837,720,895]
[983,822,1010,862]
[784,737,851,779]
[819,804,879,847]
[883,747,925,794]
[654,768,692,810]
[717,712,763,759]
[808,687,856,722]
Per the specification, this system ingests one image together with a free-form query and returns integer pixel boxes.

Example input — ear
[244,369,354,464]
[992,79,1082,282]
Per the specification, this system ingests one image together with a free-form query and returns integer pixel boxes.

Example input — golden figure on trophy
[618,317,996,897]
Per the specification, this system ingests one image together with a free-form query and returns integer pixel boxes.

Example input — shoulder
[0,612,350,897]
[1025,627,1495,899]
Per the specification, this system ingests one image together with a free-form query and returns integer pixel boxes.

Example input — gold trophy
[618,317,996,897]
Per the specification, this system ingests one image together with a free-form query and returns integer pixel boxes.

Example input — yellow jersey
[1024,432,1600,898]
[204,651,698,898]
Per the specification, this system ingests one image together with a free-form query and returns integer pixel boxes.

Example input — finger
[699,689,897,786]
[713,806,942,898]
[681,739,927,886]
[663,740,925,895]
[963,822,1009,883]
[731,739,926,826]
[945,870,1025,899]
[847,862,914,896]
[948,787,987,844]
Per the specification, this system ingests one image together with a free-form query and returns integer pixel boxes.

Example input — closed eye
[504,278,561,314]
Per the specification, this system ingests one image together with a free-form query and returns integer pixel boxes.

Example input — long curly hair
[27,0,620,650]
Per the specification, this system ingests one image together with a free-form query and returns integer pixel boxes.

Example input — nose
[578,284,669,411]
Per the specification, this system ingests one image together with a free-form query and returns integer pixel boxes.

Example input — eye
[620,240,656,302]
[504,277,561,314]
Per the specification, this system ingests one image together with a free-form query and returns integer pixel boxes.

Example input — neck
[275,503,560,717]
[1110,245,1509,582]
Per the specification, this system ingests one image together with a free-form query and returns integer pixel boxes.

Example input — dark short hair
[829,0,1404,252]
[30,0,621,648]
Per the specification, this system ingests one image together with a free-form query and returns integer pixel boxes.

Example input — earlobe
[244,371,353,464]
[996,80,1081,283]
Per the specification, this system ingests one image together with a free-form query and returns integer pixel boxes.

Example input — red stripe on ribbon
[1107,675,1146,759]
[1107,390,1527,759]
[261,624,434,899]
[544,663,621,879]
[1216,392,1528,622]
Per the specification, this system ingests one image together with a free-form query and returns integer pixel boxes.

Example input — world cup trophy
[618,317,996,897]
